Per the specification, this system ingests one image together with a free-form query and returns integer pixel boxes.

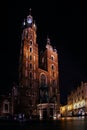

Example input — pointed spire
[29,8,32,15]
[27,8,33,24]
[54,46,57,52]
[47,36,51,44]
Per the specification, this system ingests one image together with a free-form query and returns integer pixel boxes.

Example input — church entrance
[43,108,48,119]
[49,108,53,119]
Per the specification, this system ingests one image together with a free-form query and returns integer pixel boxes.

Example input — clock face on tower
[27,17,32,24]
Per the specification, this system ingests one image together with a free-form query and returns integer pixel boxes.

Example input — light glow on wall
[73,100,85,109]
[67,105,73,111]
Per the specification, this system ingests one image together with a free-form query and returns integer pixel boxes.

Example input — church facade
[18,12,60,119]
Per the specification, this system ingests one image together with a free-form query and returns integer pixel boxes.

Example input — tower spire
[29,8,32,15]
[47,36,51,44]
[27,8,33,24]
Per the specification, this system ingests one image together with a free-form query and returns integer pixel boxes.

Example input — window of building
[30,40,32,45]
[40,74,46,87]
[30,63,32,69]
[30,55,32,60]
[40,74,48,103]
[82,90,84,93]
[51,65,54,70]
[82,96,84,99]
[30,47,32,52]
[5,104,8,111]
[51,55,54,61]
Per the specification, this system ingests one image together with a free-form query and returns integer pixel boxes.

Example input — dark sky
[0,1,87,105]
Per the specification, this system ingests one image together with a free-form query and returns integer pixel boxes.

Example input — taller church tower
[18,10,60,119]
[19,12,39,115]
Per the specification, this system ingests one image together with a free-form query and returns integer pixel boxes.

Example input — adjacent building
[60,82,87,116]
[0,94,12,116]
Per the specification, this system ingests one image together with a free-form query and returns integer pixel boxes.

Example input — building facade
[18,12,60,119]
[0,95,12,117]
[60,82,87,116]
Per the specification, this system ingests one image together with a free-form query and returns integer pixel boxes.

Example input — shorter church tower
[37,38,60,119]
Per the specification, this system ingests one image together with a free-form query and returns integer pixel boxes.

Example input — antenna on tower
[29,8,32,15]
[47,36,51,45]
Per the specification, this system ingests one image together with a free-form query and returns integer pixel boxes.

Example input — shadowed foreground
[0,117,87,130]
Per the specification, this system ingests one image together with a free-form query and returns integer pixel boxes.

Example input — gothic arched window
[51,55,54,61]
[30,55,32,60]
[30,63,32,69]
[30,47,32,52]
[40,74,46,87]
[51,65,54,70]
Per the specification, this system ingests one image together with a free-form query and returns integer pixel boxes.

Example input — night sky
[0,1,87,105]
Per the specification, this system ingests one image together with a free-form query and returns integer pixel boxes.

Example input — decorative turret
[47,37,51,45]
[22,19,26,26]
[32,20,37,31]
[46,37,53,51]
